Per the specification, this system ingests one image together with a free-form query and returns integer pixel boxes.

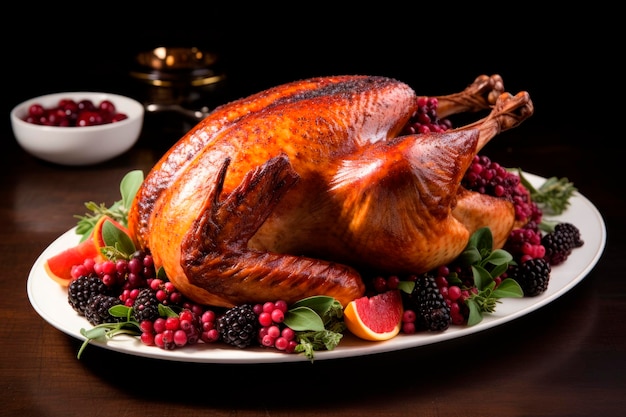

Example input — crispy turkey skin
[128,74,533,308]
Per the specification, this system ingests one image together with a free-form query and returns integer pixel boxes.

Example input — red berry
[267,325,281,338]
[173,330,188,347]
[448,286,462,301]
[281,327,295,341]
[258,312,272,327]
[141,332,155,346]
[165,317,180,331]
[99,99,116,114]
[402,309,416,323]
[274,299,288,312]
[270,309,284,323]
[153,318,167,334]
[22,98,127,127]
[402,322,416,334]
[274,337,289,350]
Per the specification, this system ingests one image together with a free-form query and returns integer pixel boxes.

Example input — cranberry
[270,308,284,323]
[99,99,116,114]
[28,104,45,118]
[21,97,129,127]
[76,110,103,126]
[77,99,96,112]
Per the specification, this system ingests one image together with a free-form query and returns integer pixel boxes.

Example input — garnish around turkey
[45,160,582,361]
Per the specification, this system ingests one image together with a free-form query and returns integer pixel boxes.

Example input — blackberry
[68,274,112,315]
[403,274,451,332]
[132,288,161,322]
[542,222,584,266]
[84,294,123,326]
[508,258,551,297]
[217,304,259,348]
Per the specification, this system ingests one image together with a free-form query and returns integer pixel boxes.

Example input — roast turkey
[128,74,534,308]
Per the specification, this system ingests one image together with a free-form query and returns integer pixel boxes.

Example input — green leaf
[492,278,524,298]
[468,227,493,251]
[77,314,142,359]
[456,227,523,325]
[489,262,509,279]
[318,330,343,350]
[73,170,144,241]
[446,272,463,286]
[158,304,179,318]
[80,326,109,340]
[397,280,415,294]
[156,266,168,280]
[480,249,513,279]
[466,299,482,326]
[483,249,513,266]
[109,305,132,318]
[294,329,343,362]
[101,220,136,257]
[120,170,144,211]
[518,169,576,215]
[459,247,482,265]
[539,219,559,233]
[471,264,493,290]
[284,306,326,331]
[290,295,337,317]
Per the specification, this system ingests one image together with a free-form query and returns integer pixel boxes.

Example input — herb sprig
[516,169,577,216]
[78,303,178,359]
[74,170,143,242]
[284,295,346,361]
[449,227,523,326]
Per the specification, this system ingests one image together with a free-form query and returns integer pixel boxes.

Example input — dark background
[4,3,620,148]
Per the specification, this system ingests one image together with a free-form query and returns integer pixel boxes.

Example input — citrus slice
[43,235,100,286]
[343,290,403,341]
[43,215,129,287]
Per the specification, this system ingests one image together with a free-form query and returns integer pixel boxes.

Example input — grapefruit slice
[43,215,128,287]
[343,290,403,341]
[43,235,100,286]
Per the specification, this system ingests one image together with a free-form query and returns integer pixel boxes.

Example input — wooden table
[1,99,624,417]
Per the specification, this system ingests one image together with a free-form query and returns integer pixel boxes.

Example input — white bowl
[10,92,144,166]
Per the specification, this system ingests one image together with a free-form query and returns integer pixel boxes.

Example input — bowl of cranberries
[10,92,144,166]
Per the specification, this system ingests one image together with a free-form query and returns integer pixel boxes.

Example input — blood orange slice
[43,235,100,286]
[43,215,128,287]
[343,290,403,341]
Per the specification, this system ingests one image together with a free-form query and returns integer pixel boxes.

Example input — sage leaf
[468,226,493,251]
[158,304,179,317]
[284,306,325,331]
[101,220,136,256]
[489,262,509,279]
[397,280,415,294]
[460,247,482,265]
[109,305,132,318]
[492,278,524,298]
[484,249,513,266]
[290,295,337,316]
[466,299,482,326]
[80,326,108,340]
[120,170,144,210]
[471,264,493,290]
